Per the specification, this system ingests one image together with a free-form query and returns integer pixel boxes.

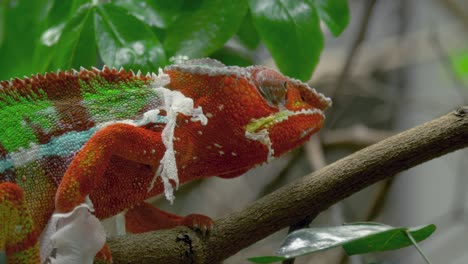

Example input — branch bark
[104,107,468,264]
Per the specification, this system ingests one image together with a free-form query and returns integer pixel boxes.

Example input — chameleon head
[244,67,331,159]
[164,58,331,171]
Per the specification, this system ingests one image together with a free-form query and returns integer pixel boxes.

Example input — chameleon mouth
[245,108,324,133]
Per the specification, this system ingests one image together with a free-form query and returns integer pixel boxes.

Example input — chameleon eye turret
[250,67,289,108]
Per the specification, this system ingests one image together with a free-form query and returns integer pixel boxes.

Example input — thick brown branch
[105,107,468,263]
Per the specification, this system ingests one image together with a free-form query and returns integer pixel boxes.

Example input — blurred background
[157,0,468,263]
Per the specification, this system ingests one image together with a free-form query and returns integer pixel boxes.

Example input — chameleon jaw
[245,108,325,133]
[245,108,325,162]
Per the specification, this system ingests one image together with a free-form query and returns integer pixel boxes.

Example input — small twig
[305,136,327,170]
[331,0,378,97]
[365,178,395,221]
[322,125,393,148]
[257,148,306,199]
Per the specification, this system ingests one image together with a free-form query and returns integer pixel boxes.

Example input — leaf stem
[404,230,432,264]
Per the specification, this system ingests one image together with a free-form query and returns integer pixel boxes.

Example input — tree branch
[105,107,468,264]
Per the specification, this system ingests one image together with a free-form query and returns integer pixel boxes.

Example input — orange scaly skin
[0,59,331,263]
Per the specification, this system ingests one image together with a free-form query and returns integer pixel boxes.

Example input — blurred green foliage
[0,0,349,81]
[451,50,468,84]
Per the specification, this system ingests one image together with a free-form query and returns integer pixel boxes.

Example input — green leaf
[237,10,260,50]
[342,224,436,255]
[247,256,287,263]
[33,0,92,72]
[164,0,248,58]
[113,0,183,29]
[0,1,6,46]
[276,223,436,259]
[94,3,166,72]
[249,0,323,81]
[0,0,50,79]
[211,47,254,67]
[311,0,350,36]
[0,252,5,264]
[48,5,97,71]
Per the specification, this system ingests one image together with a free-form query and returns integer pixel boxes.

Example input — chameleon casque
[0,58,331,263]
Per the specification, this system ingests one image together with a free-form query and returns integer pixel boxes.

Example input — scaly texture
[0,58,331,263]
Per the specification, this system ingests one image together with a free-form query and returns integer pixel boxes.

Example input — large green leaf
[0,0,49,79]
[248,256,287,263]
[248,223,436,263]
[278,223,436,258]
[164,0,248,58]
[0,1,6,46]
[211,47,254,67]
[311,0,350,36]
[113,0,183,29]
[237,10,261,50]
[342,223,436,255]
[48,5,96,71]
[94,3,166,72]
[249,0,323,81]
[33,0,92,72]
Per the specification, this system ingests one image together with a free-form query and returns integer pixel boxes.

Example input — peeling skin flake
[101,212,127,237]
[40,198,105,264]
[245,129,274,162]
[151,68,171,87]
[147,87,207,203]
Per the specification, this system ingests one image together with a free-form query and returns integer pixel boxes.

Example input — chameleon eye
[258,83,287,108]
[251,68,289,108]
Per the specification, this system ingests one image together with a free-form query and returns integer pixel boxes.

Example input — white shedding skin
[150,68,171,88]
[139,109,161,125]
[41,198,105,264]
[147,87,207,203]
[100,212,127,237]
[245,129,274,162]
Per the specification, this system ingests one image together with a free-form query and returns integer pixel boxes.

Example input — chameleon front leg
[94,156,214,233]
[125,202,214,234]
[54,123,212,262]
[53,123,166,263]
[55,123,166,213]
[0,182,40,264]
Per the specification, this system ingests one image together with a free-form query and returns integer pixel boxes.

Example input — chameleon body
[0,59,331,263]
